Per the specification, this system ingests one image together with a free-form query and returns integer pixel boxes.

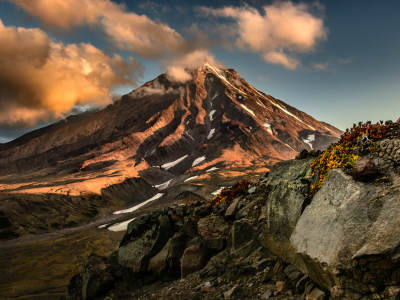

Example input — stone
[167,232,188,268]
[248,186,257,194]
[118,215,173,272]
[261,290,273,299]
[195,205,213,217]
[67,271,83,297]
[224,284,241,299]
[296,149,309,159]
[148,239,171,276]
[170,214,182,222]
[291,168,400,291]
[296,274,309,293]
[183,215,201,238]
[190,292,202,300]
[81,253,115,300]
[225,197,241,219]
[304,282,315,295]
[230,219,255,251]
[330,286,344,299]
[306,287,326,300]
[181,245,209,278]
[382,286,400,300]
[197,215,230,252]
[276,281,285,292]
[351,156,379,182]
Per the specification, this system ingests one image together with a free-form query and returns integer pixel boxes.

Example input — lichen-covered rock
[82,253,115,300]
[197,215,230,252]
[118,214,173,272]
[291,168,400,292]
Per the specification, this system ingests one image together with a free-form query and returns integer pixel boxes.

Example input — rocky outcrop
[62,133,400,300]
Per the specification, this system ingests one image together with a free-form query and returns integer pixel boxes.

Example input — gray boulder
[291,168,400,292]
[197,215,230,252]
[118,214,173,272]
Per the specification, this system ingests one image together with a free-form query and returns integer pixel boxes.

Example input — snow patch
[204,63,247,96]
[211,187,224,195]
[240,104,255,116]
[302,134,315,150]
[98,223,109,229]
[113,193,165,215]
[192,156,206,167]
[207,128,215,139]
[209,110,216,121]
[206,167,219,172]
[285,143,295,150]
[257,101,267,109]
[154,180,172,190]
[184,176,199,182]
[186,132,195,141]
[263,123,272,134]
[160,155,188,170]
[211,92,219,101]
[108,218,136,232]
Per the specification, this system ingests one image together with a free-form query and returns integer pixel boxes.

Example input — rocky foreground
[61,121,400,300]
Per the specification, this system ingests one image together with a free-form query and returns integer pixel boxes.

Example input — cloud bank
[196,1,328,69]
[0,19,141,127]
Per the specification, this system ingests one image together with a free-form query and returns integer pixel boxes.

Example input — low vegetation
[310,120,398,193]
[209,180,253,206]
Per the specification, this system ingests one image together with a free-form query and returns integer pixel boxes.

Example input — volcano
[0,63,341,239]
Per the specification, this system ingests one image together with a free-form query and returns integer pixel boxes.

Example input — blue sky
[0,0,399,143]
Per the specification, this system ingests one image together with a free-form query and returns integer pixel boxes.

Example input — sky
[0,0,399,143]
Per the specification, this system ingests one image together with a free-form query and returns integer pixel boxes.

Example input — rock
[291,168,400,291]
[224,284,241,299]
[306,287,326,300]
[296,149,309,159]
[351,156,379,182]
[195,205,213,217]
[67,271,83,298]
[167,232,188,269]
[148,239,171,276]
[225,197,241,219]
[304,282,315,295]
[170,214,182,222]
[296,274,309,293]
[259,158,315,272]
[190,291,202,300]
[261,290,273,299]
[81,253,115,300]
[230,219,256,251]
[197,215,230,252]
[382,286,400,300]
[118,215,173,272]
[181,245,209,278]
[183,215,201,238]
[276,281,285,292]
[248,186,257,194]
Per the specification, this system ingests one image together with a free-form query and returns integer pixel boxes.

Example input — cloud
[164,49,218,83]
[0,19,142,128]
[263,51,300,70]
[257,76,270,82]
[339,58,351,64]
[138,1,171,14]
[312,61,330,70]
[10,0,189,58]
[131,79,177,98]
[196,1,328,69]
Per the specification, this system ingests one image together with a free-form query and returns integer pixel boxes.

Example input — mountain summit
[0,63,341,238]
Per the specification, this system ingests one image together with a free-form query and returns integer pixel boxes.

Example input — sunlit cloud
[196,1,328,69]
[257,76,270,82]
[312,61,330,70]
[0,19,142,128]
[339,58,351,64]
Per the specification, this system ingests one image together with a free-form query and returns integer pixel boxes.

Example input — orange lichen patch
[311,120,398,193]
[209,180,253,206]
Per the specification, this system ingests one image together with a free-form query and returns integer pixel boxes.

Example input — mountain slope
[0,63,341,238]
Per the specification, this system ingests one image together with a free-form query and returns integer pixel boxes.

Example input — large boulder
[259,158,315,271]
[118,214,173,272]
[82,253,115,300]
[291,168,400,293]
